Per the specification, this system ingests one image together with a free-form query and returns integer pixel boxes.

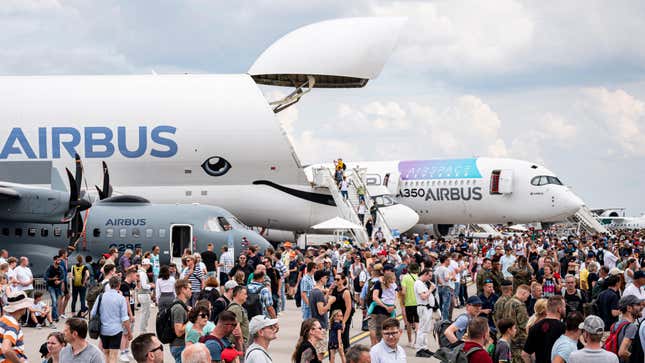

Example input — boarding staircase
[567,206,609,234]
[311,167,395,245]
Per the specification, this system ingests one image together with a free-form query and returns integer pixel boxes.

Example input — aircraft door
[384,171,400,196]
[170,224,192,266]
[498,170,514,194]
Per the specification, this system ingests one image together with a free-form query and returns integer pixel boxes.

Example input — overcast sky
[2,1,645,214]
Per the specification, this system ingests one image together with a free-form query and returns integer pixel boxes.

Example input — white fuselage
[0,75,582,234]
[310,158,584,225]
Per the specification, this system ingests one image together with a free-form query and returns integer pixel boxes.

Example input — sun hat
[4,291,33,313]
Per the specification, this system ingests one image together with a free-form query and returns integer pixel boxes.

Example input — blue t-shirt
[453,313,470,341]
[551,334,577,362]
[204,336,231,361]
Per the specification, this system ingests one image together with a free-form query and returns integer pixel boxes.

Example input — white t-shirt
[13,266,33,291]
[604,251,618,269]
[500,254,516,278]
[245,342,272,363]
[413,279,430,305]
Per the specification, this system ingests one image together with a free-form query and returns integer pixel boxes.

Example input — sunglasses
[149,345,163,354]
[199,313,208,319]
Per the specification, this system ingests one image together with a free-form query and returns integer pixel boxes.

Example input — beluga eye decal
[201,156,232,177]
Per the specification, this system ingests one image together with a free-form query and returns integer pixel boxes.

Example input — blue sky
[2,1,645,214]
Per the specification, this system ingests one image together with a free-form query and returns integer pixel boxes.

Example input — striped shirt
[0,315,26,362]
[181,266,204,293]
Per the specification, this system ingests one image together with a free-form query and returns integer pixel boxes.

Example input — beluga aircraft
[0,17,583,240]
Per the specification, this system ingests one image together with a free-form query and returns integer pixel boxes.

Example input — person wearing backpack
[562,274,586,317]
[606,295,643,362]
[569,315,618,363]
[168,279,191,363]
[227,285,250,347]
[70,255,89,316]
[461,317,493,363]
[443,296,483,346]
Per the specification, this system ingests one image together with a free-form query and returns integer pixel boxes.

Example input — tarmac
[22,285,474,362]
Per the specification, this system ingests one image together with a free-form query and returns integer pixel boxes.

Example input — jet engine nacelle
[410,223,454,237]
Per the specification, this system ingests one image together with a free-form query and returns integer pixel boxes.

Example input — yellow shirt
[580,268,589,290]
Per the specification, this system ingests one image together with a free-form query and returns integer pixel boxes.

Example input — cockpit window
[531,175,563,186]
[205,218,222,232]
[218,217,232,231]
[373,195,396,207]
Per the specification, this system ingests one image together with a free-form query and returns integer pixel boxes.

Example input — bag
[433,342,482,363]
[435,313,468,348]
[88,294,103,339]
[156,300,188,344]
[364,279,377,309]
[629,319,645,363]
[86,281,107,312]
[604,320,631,353]
[72,265,84,287]
[583,298,600,317]
[244,287,263,319]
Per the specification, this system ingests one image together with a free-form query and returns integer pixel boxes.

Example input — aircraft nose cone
[562,190,585,215]
[378,204,419,233]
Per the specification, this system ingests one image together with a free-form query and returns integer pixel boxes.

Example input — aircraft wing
[0,184,20,199]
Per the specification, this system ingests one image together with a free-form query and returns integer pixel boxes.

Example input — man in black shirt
[597,274,621,331]
[522,295,566,363]
[201,243,218,278]
[44,255,64,321]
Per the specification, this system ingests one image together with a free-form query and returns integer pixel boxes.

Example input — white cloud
[581,88,645,156]
[540,113,577,140]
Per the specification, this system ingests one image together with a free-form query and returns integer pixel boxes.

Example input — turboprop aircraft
[0,161,272,276]
[0,17,582,238]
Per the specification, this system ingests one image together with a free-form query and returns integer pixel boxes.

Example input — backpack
[86,280,107,312]
[72,265,85,287]
[604,320,631,354]
[629,318,645,363]
[88,294,103,339]
[244,286,263,319]
[211,296,229,322]
[156,300,188,344]
[365,278,378,308]
[434,342,482,363]
[435,313,468,348]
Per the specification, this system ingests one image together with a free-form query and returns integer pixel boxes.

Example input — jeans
[438,286,452,321]
[71,286,87,313]
[47,286,62,320]
[170,346,184,363]
[341,190,348,199]
[453,282,461,306]
[280,280,286,312]
[302,305,311,319]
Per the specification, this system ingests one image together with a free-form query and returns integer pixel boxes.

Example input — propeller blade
[74,153,83,193]
[95,161,113,200]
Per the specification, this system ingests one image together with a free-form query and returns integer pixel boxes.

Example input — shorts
[368,314,388,340]
[100,332,123,350]
[405,306,419,324]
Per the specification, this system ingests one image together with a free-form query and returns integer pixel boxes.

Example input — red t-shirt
[462,341,492,363]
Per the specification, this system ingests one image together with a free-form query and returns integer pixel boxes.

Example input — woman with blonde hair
[526,298,548,331]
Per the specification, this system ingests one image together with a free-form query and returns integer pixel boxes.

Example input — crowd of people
[0,226,642,362]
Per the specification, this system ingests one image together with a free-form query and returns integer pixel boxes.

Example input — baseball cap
[284,241,292,248]
[249,315,279,336]
[578,315,604,334]
[501,279,513,287]
[141,258,151,265]
[619,295,643,309]
[466,296,483,306]
[609,267,624,276]
[224,280,238,290]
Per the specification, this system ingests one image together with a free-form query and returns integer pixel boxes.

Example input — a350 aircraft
[0,17,584,239]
